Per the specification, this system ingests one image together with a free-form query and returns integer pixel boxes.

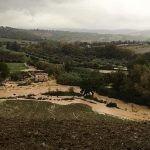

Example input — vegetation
[10,71,31,81]
[43,90,81,97]
[7,63,28,73]
[6,41,21,51]
[57,72,82,86]
[0,26,41,41]
[0,27,150,149]
[123,44,150,54]
[1,26,150,42]
[0,100,99,120]
[0,62,10,83]
[0,37,150,106]
[56,64,150,106]
[32,60,63,76]
[24,41,133,69]
[0,49,26,63]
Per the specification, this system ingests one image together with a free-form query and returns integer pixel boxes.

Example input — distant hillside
[31,29,150,42]
[0,27,41,41]
[1,26,150,42]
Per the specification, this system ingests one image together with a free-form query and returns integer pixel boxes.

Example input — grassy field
[0,100,149,150]
[0,100,102,121]
[6,63,28,73]
[122,44,150,54]
[0,38,37,44]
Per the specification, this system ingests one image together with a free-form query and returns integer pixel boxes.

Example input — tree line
[0,40,149,106]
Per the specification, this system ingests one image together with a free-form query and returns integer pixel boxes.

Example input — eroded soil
[0,79,150,121]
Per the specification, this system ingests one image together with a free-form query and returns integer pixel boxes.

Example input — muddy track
[0,80,150,121]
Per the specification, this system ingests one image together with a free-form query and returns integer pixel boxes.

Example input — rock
[106,102,118,108]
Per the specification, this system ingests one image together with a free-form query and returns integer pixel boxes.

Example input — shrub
[11,71,30,81]
[43,90,80,97]
[0,62,10,82]
[57,72,82,86]
[18,80,32,86]
[35,61,64,76]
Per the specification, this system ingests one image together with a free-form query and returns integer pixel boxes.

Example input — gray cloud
[0,0,150,30]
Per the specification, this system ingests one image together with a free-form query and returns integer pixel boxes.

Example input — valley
[0,27,150,150]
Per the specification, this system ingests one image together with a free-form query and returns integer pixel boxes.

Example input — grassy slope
[0,100,149,150]
[6,63,28,73]
[1,27,149,42]
[0,38,36,44]
[0,100,102,121]
[0,27,41,41]
[123,45,150,54]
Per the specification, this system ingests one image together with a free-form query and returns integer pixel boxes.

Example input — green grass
[6,63,28,73]
[0,100,120,122]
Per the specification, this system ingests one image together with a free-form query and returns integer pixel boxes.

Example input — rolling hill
[1,26,150,42]
[0,26,41,41]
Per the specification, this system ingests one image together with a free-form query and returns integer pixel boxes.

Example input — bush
[57,72,82,86]
[35,61,64,76]
[43,90,81,97]
[0,49,26,63]
[0,62,10,82]
[18,80,32,86]
[11,71,31,81]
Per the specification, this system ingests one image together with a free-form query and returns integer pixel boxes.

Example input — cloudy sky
[0,0,150,30]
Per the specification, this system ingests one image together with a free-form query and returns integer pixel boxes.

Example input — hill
[0,26,41,41]
[30,29,150,42]
[1,26,150,42]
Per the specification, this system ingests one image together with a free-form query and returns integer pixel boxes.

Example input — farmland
[0,100,149,150]
[6,63,28,73]
[121,44,150,54]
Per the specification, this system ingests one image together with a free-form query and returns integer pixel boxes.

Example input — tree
[80,78,94,97]
[6,42,21,51]
[80,71,104,97]
[64,60,72,72]
[57,72,81,86]
[0,42,2,47]
[112,70,127,93]
[0,63,10,82]
[129,64,150,98]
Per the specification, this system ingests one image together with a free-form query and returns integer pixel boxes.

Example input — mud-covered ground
[0,80,150,121]
[0,100,149,150]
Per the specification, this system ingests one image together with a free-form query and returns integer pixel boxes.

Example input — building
[34,73,49,82]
